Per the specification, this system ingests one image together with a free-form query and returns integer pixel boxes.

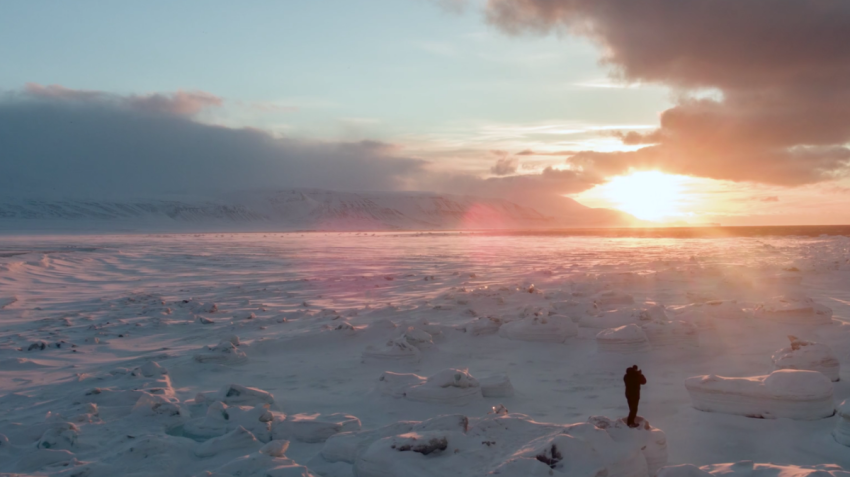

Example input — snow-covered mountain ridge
[0,189,636,231]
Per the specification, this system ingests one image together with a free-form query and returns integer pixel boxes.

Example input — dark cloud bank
[0,85,425,199]
[486,0,850,185]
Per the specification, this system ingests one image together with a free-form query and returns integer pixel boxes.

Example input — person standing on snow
[624,365,646,427]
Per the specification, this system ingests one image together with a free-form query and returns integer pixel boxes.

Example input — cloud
[516,149,577,156]
[760,196,780,203]
[490,157,519,175]
[25,83,222,116]
[485,0,850,185]
[0,86,425,199]
[0,84,622,222]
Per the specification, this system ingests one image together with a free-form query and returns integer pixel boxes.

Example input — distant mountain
[0,189,638,232]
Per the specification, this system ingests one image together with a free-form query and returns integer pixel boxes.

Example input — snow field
[1,233,850,476]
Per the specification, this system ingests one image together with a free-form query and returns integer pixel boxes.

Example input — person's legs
[627,395,638,427]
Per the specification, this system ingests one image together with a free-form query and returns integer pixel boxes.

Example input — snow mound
[685,369,834,420]
[499,315,578,342]
[754,294,833,325]
[772,336,840,381]
[376,369,482,406]
[641,321,699,348]
[597,324,651,353]
[362,337,421,363]
[834,400,850,447]
[659,462,849,477]
[317,413,667,477]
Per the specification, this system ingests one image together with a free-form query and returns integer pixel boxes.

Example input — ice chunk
[213,451,319,477]
[183,401,231,439]
[406,369,482,405]
[138,361,168,377]
[588,416,668,477]
[772,336,840,381]
[36,421,79,450]
[260,439,290,457]
[596,324,651,353]
[834,400,850,447]
[322,412,664,477]
[580,308,643,329]
[499,315,578,342]
[685,369,834,420]
[195,426,261,457]
[754,294,833,325]
[412,414,468,433]
[217,384,275,407]
[194,340,248,365]
[641,320,699,348]
[458,316,501,335]
[354,431,455,477]
[273,413,361,443]
[593,290,635,308]
[321,422,416,464]
[132,392,184,419]
[658,464,713,477]
[361,337,421,363]
[397,327,434,349]
[377,371,427,397]
[377,369,483,406]
[659,462,850,477]
[480,373,515,398]
[673,301,747,329]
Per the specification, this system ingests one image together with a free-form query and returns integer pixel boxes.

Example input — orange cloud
[486,0,850,185]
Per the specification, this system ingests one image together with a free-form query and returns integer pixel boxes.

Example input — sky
[2,0,850,225]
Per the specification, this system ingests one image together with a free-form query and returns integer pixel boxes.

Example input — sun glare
[597,171,686,221]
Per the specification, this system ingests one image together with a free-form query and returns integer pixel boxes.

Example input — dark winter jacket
[624,368,646,397]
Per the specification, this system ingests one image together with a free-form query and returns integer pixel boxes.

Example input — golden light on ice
[596,171,686,221]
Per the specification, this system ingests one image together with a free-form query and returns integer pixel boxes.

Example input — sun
[597,171,686,221]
